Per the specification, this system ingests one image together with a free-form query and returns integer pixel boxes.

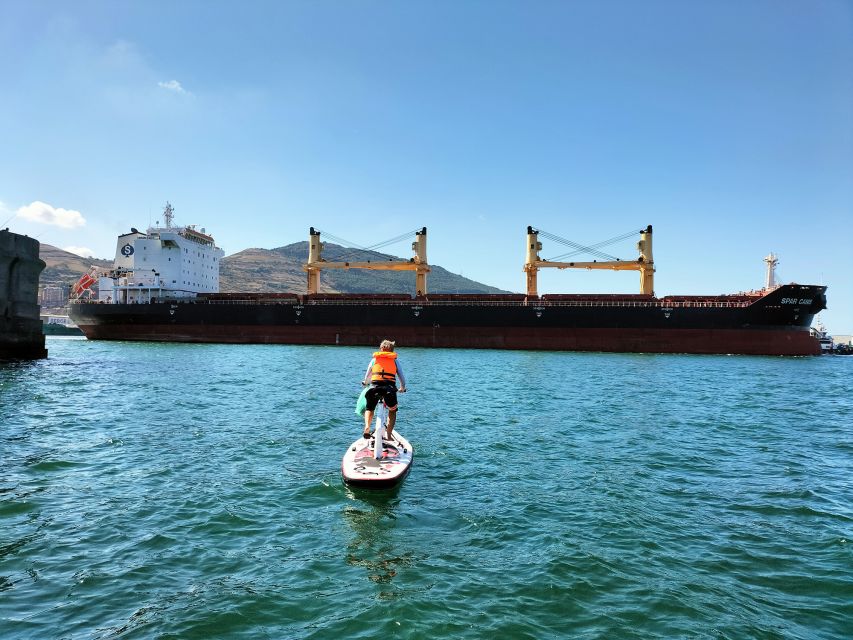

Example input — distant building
[833,334,852,347]
[41,284,70,307]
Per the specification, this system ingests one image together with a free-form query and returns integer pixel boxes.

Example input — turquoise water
[2,338,852,639]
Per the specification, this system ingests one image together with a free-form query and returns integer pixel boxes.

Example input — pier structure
[0,229,48,359]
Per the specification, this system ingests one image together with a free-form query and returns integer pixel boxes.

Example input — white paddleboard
[341,431,414,489]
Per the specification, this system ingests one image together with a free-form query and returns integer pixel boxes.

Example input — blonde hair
[379,339,396,352]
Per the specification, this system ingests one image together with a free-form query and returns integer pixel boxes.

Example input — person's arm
[362,359,374,385]
[396,360,407,390]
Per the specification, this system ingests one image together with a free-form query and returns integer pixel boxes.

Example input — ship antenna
[163,202,175,229]
[763,252,778,290]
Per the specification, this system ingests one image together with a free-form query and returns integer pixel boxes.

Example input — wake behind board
[341,431,414,489]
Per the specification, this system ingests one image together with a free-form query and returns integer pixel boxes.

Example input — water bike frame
[368,389,404,459]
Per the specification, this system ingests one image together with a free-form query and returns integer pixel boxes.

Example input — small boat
[341,431,414,489]
[810,320,834,353]
[41,315,83,336]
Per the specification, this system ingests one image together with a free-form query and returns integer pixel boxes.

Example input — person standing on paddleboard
[362,339,407,441]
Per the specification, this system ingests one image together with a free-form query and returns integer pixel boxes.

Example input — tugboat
[41,314,83,336]
[810,320,834,353]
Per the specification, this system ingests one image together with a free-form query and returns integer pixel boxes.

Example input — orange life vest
[370,351,398,383]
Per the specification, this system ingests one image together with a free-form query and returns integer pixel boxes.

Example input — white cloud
[63,246,96,258]
[17,201,86,228]
[158,79,189,95]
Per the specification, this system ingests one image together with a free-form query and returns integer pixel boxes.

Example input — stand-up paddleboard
[342,430,414,489]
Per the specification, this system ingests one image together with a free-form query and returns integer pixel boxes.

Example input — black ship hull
[69,284,827,356]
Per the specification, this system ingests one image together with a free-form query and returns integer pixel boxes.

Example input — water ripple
[1,341,851,638]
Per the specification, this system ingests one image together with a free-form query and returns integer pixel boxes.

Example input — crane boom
[523,225,655,296]
[304,227,430,295]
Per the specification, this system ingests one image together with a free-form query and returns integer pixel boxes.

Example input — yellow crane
[304,227,430,295]
[523,225,655,297]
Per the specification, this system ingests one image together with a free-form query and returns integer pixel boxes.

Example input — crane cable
[538,228,643,262]
[317,227,423,262]
[538,230,618,261]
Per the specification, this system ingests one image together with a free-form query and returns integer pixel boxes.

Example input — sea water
[1,338,851,639]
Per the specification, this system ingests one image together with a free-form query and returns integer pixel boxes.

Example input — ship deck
[187,296,760,309]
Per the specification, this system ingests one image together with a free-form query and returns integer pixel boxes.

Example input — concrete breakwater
[1,229,47,359]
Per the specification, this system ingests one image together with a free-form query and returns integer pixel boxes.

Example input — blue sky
[2,0,851,332]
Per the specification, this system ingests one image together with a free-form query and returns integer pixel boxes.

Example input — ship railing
[183,298,754,309]
[302,299,754,309]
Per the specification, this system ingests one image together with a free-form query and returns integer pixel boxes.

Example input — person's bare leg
[387,408,397,440]
[363,410,373,437]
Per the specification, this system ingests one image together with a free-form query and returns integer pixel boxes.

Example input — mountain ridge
[38,241,510,295]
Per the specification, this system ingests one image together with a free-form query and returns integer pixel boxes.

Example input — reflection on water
[343,488,414,596]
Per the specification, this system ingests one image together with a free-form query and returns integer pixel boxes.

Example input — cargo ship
[68,205,827,355]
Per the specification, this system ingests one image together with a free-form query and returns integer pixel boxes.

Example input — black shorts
[365,384,398,411]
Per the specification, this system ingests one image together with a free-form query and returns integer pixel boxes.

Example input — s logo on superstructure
[121,244,134,257]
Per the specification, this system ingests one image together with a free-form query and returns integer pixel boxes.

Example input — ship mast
[304,227,430,295]
[523,225,655,297]
[763,253,779,290]
[163,202,175,229]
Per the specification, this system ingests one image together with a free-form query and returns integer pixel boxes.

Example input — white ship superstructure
[97,202,224,304]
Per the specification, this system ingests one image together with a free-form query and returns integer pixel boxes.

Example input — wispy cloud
[103,40,147,72]
[158,79,190,95]
[63,245,95,258]
[17,201,86,228]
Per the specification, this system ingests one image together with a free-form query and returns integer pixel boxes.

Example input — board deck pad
[341,431,414,489]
